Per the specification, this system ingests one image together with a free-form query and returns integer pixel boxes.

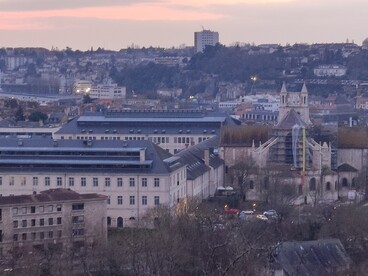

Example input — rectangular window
[33,176,38,186]
[68,177,74,187]
[57,177,62,186]
[142,178,147,187]
[154,178,160,187]
[58,230,62,238]
[72,229,84,236]
[72,203,84,211]
[93,178,98,187]
[48,205,53,212]
[22,220,27,228]
[40,218,45,226]
[13,234,18,241]
[21,177,26,186]
[39,206,44,213]
[154,196,160,206]
[22,207,27,214]
[13,221,18,228]
[48,218,53,226]
[31,206,36,213]
[142,196,147,205]
[57,217,62,225]
[22,233,27,241]
[48,231,53,239]
[105,178,111,187]
[12,207,18,215]
[81,177,86,187]
[130,196,135,205]
[107,196,111,205]
[117,178,123,187]
[57,205,62,212]
[129,178,135,187]
[40,232,44,240]
[45,177,50,186]
[72,216,84,223]
[117,196,123,205]
[0,177,2,185]
[31,219,36,227]
[9,176,14,186]
[31,232,36,241]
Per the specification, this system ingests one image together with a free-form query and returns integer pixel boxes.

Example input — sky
[0,0,367,51]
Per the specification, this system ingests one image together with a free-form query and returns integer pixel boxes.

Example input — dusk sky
[0,0,367,50]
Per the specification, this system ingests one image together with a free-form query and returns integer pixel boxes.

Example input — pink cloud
[0,3,223,30]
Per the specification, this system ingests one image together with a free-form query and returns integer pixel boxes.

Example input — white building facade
[194,29,219,53]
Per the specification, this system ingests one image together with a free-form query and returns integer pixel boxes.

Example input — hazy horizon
[0,0,367,51]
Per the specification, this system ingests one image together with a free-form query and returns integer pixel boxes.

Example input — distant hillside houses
[314,65,347,77]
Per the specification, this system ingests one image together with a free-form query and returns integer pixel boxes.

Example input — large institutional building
[0,138,223,227]
[54,109,238,154]
[194,29,219,53]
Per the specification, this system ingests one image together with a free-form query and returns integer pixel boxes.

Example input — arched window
[326,182,331,191]
[249,180,254,190]
[309,178,316,191]
[107,216,111,226]
[117,217,123,228]
[342,178,348,187]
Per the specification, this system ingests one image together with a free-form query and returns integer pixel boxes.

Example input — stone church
[220,83,340,205]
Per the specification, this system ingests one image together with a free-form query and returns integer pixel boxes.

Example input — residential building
[313,65,347,77]
[0,189,107,256]
[194,29,219,53]
[89,82,126,100]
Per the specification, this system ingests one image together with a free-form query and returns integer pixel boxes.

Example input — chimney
[204,149,210,166]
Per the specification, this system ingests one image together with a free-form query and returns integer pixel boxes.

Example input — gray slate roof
[175,136,223,180]
[272,239,351,276]
[0,188,106,206]
[0,138,183,174]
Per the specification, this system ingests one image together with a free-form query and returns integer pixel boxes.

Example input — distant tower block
[194,29,219,53]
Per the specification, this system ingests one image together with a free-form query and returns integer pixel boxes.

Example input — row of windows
[110,195,160,206]
[1,176,160,188]
[13,205,62,216]
[13,217,62,228]
[59,135,212,144]
[13,230,63,242]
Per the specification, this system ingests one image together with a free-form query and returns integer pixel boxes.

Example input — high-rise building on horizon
[194,29,219,53]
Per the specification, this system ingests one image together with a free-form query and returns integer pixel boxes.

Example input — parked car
[263,210,278,218]
[256,214,268,221]
[239,210,254,220]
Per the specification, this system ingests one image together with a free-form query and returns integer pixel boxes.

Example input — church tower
[278,82,311,125]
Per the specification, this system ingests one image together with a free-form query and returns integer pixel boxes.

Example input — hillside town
[0,31,368,275]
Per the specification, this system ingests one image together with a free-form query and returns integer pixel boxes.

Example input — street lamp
[250,76,257,95]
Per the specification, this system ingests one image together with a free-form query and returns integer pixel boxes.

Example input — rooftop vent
[137,129,141,133]
[161,130,166,133]
[211,130,215,134]
[203,130,207,134]
[179,130,183,134]
[113,129,117,133]
[81,129,86,133]
[18,139,24,146]
[88,129,93,133]
[105,129,109,133]
[186,129,191,133]
[53,140,58,147]
[129,129,134,133]
[154,129,158,133]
